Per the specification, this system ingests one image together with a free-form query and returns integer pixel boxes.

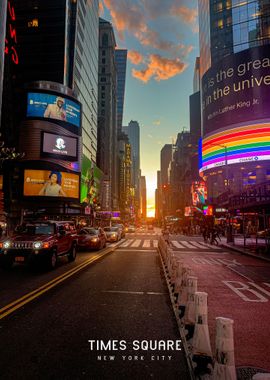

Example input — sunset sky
[100,0,199,217]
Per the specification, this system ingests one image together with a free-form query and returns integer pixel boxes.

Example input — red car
[77,227,107,250]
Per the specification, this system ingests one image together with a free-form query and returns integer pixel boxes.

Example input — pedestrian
[163,228,170,246]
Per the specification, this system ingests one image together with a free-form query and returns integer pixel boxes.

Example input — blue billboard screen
[27,92,81,128]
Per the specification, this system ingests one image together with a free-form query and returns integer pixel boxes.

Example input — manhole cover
[237,367,270,380]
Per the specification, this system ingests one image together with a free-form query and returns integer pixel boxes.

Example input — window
[102,33,109,47]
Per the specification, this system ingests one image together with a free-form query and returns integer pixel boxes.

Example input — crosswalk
[118,239,221,250]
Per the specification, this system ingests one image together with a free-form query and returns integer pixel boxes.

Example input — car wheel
[68,244,77,262]
[48,250,57,270]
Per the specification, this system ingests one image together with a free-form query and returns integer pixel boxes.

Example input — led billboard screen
[202,45,270,135]
[191,181,207,205]
[42,132,78,160]
[80,155,103,204]
[27,92,81,128]
[200,123,270,172]
[24,170,80,199]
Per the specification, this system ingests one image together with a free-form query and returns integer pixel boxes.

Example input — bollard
[177,267,191,318]
[173,260,184,299]
[184,276,198,341]
[192,292,213,376]
[213,317,237,380]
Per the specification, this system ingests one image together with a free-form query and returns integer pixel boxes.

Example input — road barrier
[183,276,198,341]
[213,317,237,380]
[252,375,270,379]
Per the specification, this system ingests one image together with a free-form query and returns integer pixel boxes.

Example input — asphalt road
[0,230,191,380]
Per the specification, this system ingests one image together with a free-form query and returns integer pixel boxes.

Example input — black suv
[0,220,78,270]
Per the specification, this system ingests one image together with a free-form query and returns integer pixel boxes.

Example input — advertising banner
[80,155,103,204]
[24,170,80,199]
[202,45,270,135]
[42,132,78,160]
[27,92,81,128]
[191,181,207,205]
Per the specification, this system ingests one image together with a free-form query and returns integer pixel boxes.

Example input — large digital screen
[42,132,78,160]
[27,92,81,128]
[200,123,270,172]
[202,45,270,135]
[191,181,207,205]
[24,170,80,199]
[80,155,103,204]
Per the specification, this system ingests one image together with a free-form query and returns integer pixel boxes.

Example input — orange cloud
[132,54,187,83]
[99,1,104,15]
[171,5,198,26]
[128,50,144,65]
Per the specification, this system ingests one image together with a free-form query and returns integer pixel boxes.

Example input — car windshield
[85,229,98,235]
[104,227,118,232]
[19,224,54,235]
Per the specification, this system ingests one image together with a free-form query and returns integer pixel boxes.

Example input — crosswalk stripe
[142,240,151,248]
[201,242,222,250]
[180,241,197,249]
[121,239,133,247]
[188,241,209,249]
[131,239,141,247]
[171,241,185,249]
[153,240,158,248]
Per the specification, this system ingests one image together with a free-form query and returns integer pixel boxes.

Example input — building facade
[0,0,7,126]
[97,18,118,210]
[140,175,147,219]
[115,49,127,133]
[199,0,270,209]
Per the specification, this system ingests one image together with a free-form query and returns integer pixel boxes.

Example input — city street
[0,229,190,380]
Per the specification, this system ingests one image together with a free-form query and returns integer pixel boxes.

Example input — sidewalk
[220,236,270,262]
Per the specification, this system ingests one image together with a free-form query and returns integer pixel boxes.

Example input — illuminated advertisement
[203,205,213,216]
[191,181,207,205]
[24,170,80,199]
[202,45,270,135]
[80,155,103,204]
[27,93,81,128]
[200,123,270,172]
[42,132,78,160]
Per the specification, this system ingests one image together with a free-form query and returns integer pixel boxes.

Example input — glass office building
[115,49,127,132]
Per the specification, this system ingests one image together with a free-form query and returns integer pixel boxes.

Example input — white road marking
[143,240,151,248]
[171,241,185,249]
[120,239,133,247]
[201,242,222,250]
[130,239,141,247]
[102,290,165,295]
[153,240,158,248]
[179,241,197,249]
[223,281,269,302]
[188,241,209,250]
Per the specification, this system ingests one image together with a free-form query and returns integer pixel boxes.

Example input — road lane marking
[171,241,185,249]
[188,241,209,249]
[180,241,199,249]
[201,242,222,250]
[153,240,158,248]
[131,239,141,247]
[120,239,133,247]
[0,249,114,320]
[142,240,151,248]
[102,291,165,295]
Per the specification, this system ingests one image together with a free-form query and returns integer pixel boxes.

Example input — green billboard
[80,155,103,204]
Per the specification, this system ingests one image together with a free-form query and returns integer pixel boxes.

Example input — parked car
[147,224,154,231]
[104,226,121,242]
[77,227,106,250]
[0,220,78,270]
[113,223,125,238]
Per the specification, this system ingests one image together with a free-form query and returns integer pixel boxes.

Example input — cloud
[128,50,144,65]
[99,1,104,15]
[132,54,187,83]
[170,5,198,32]
[152,120,161,126]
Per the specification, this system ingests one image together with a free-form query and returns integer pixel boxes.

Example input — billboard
[24,170,80,199]
[200,123,270,172]
[191,181,207,205]
[27,92,81,128]
[80,155,103,204]
[202,45,270,135]
[41,132,78,160]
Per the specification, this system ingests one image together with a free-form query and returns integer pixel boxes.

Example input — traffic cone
[184,276,198,340]
[192,292,213,376]
[213,317,237,380]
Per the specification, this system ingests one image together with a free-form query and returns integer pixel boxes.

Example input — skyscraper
[4,0,99,163]
[97,18,118,210]
[0,0,7,125]
[115,49,127,132]
[199,0,270,201]
[122,120,141,214]
[140,175,147,219]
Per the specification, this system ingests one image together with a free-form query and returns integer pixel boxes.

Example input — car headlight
[33,241,42,249]
[112,233,116,237]
[90,238,98,243]
[3,241,11,249]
